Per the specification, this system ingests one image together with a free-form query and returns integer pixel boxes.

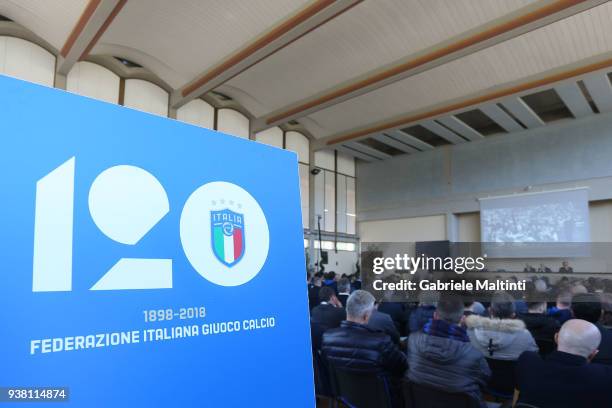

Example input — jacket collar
[340,320,377,333]
[547,351,587,366]
[465,314,526,333]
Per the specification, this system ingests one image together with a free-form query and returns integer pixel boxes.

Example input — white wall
[67,61,119,104]
[590,200,612,242]
[217,108,249,139]
[358,113,612,222]
[0,36,54,86]
[176,99,214,129]
[326,250,358,277]
[457,212,480,242]
[359,215,447,242]
[123,79,168,117]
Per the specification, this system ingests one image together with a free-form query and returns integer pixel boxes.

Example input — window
[313,240,335,250]
[0,36,55,87]
[217,108,249,139]
[285,131,309,163]
[123,79,168,117]
[176,99,214,129]
[336,242,356,251]
[67,61,120,104]
[313,150,356,235]
[299,163,310,229]
[255,127,283,147]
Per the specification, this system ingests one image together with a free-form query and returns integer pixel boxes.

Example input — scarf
[423,318,469,343]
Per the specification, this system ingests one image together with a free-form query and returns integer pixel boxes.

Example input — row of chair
[314,350,479,408]
[314,349,537,408]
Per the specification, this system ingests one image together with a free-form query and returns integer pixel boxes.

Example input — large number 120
[32,157,174,292]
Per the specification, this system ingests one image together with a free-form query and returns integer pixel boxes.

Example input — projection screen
[479,188,590,258]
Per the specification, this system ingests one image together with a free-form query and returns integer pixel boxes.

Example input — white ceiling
[1,0,612,147]
[0,0,87,49]
[93,0,310,88]
[303,1,612,138]
[226,0,535,116]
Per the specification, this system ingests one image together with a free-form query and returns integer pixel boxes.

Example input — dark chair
[312,350,336,407]
[403,380,480,408]
[484,358,516,400]
[328,365,393,408]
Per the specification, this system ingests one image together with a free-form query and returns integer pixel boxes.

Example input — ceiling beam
[422,120,466,144]
[171,0,361,109]
[320,52,612,147]
[345,142,392,160]
[57,0,127,75]
[480,104,524,132]
[371,134,419,154]
[261,0,605,128]
[389,130,434,151]
[500,97,545,128]
[436,116,483,141]
[335,145,379,162]
[555,82,593,118]
[583,74,612,113]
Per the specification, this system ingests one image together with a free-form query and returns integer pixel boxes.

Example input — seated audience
[518,291,560,354]
[571,284,588,295]
[601,293,612,329]
[547,290,573,325]
[377,285,406,335]
[571,293,612,365]
[368,303,401,345]
[323,271,338,293]
[466,292,538,360]
[515,319,612,408]
[407,291,438,334]
[310,287,346,350]
[322,290,407,404]
[350,271,362,291]
[406,294,490,407]
[559,260,574,274]
[308,272,323,310]
[336,278,351,308]
[464,298,486,317]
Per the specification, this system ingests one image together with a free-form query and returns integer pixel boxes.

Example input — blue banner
[0,75,314,407]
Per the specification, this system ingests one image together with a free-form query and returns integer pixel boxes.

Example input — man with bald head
[515,319,612,407]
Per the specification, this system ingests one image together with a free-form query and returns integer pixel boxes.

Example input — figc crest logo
[32,158,269,291]
[211,208,245,267]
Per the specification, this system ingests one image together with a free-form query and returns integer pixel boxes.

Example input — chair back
[403,380,480,408]
[485,357,516,399]
[312,349,334,398]
[328,365,392,408]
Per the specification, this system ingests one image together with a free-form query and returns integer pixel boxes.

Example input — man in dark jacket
[515,319,612,407]
[407,291,438,334]
[308,272,323,310]
[322,290,407,402]
[310,286,346,350]
[336,277,351,308]
[518,292,560,355]
[368,307,401,345]
[571,293,612,365]
[406,294,490,407]
[547,290,572,325]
